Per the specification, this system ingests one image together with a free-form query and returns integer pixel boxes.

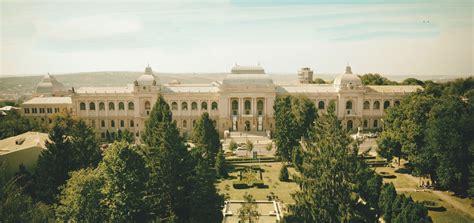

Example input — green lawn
[216,162,299,205]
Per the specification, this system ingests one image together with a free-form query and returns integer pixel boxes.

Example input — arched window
[373,101,380,110]
[145,101,151,110]
[192,120,196,127]
[373,120,379,128]
[108,102,115,110]
[232,100,238,115]
[80,102,86,110]
[347,120,353,129]
[363,101,370,110]
[191,102,198,110]
[99,102,105,110]
[257,100,264,115]
[171,102,178,110]
[346,100,353,110]
[182,102,188,110]
[110,120,115,127]
[182,120,187,128]
[118,102,125,110]
[201,102,208,110]
[128,102,134,110]
[244,100,251,115]
[383,101,390,109]
[120,120,124,127]
[363,120,368,128]
[89,102,96,110]
[101,120,105,127]
[211,102,218,110]
[394,100,400,106]
[130,120,134,127]
[318,101,325,110]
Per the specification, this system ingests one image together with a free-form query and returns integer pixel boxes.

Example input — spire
[145,65,153,75]
[345,64,352,74]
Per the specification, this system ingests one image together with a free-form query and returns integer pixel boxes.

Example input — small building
[222,200,284,223]
[21,96,73,123]
[0,132,49,179]
[298,67,314,83]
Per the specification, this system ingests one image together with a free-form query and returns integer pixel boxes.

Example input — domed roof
[35,73,66,95]
[136,65,158,86]
[222,65,274,87]
[333,66,362,89]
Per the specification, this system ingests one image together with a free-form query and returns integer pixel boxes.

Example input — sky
[1,0,473,76]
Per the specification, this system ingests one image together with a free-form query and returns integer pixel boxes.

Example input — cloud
[34,15,142,40]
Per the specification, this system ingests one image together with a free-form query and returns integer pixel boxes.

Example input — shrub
[279,165,289,182]
[229,140,238,151]
[233,181,248,189]
[253,180,265,188]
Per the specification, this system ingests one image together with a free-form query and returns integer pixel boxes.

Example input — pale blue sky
[1,0,472,76]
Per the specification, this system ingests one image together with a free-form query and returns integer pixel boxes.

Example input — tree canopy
[359,73,398,85]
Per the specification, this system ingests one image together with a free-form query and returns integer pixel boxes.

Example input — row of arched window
[231,99,265,115]
[93,119,135,128]
[344,100,401,110]
[171,101,218,111]
[80,101,135,111]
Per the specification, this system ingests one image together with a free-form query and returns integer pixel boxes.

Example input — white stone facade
[21,65,422,140]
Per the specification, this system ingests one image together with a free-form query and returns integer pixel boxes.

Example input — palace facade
[21,65,421,140]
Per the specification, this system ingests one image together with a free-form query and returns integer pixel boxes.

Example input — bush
[253,180,265,188]
[420,200,446,212]
[279,165,289,182]
[232,181,248,189]
[229,140,238,151]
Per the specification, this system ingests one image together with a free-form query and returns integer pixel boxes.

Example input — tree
[288,103,373,222]
[35,114,101,203]
[229,139,238,151]
[238,193,260,223]
[402,78,424,86]
[279,164,289,182]
[215,149,228,178]
[192,112,221,165]
[274,95,317,162]
[265,142,273,151]
[359,73,398,85]
[189,158,224,223]
[312,78,327,84]
[56,168,105,222]
[245,139,253,152]
[378,183,397,222]
[100,141,150,222]
[0,112,47,140]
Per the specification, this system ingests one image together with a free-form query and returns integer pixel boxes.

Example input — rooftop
[76,86,134,94]
[366,85,422,93]
[163,83,219,93]
[231,64,265,74]
[23,96,72,105]
[0,132,48,155]
[276,84,338,93]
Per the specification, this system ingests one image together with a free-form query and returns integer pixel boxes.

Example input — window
[80,102,86,110]
[191,102,198,110]
[182,120,187,128]
[212,102,218,110]
[91,120,96,127]
[101,120,105,127]
[347,120,353,129]
[145,101,151,110]
[363,101,370,110]
[394,100,401,106]
[257,100,264,115]
[54,108,59,113]
[111,120,115,127]
[24,108,30,114]
[244,100,251,114]
[373,101,380,110]
[47,108,53,113]
[120,120,124,127]
[32,108,37,114]
[99,102,105,110]
[383,101,390,109]
[89,102,96,110]
[130,120,135,127]
[128,102,134,110]
[193,120,196,127]
[101,132,105,138]
[182,102,188,110]
[373,120,378,128]
[346,100,353,110]
[171,102,178,110]
[39,108,45,113]
[363,120,368,128]
[201,102,208,110]
[119,102,125,110]
[318,101,325,109]
[232,100,238,115]
[109,102,115,110]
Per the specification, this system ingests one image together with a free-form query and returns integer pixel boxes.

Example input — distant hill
[0,71,470,101]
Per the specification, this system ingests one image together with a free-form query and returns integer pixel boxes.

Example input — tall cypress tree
[192,112,221,166]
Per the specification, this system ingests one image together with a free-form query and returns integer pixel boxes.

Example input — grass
[216,162,299,205]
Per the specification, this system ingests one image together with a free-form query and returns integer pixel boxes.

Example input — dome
[136,65,158,86]
[333,66,362,89]
[222,65,274,87]
[35,73,66,95]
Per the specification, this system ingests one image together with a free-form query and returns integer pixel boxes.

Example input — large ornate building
[21,65,421,140]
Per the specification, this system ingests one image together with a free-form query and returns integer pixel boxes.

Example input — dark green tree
[192,112,221,165]
[401,78,424,86]
[359,73,398,85]
[279,164,289,182]
[215,149,228,178]
[378,183,397,222]
[0,112,47,140]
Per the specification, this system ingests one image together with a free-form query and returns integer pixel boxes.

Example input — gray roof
[162,84,219,93]
[23,96,72,105]
[222,73,274,87]
[276,84,338,93]
[366,85,422,93]
[35,74,67,95]
[76,86,134,94]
